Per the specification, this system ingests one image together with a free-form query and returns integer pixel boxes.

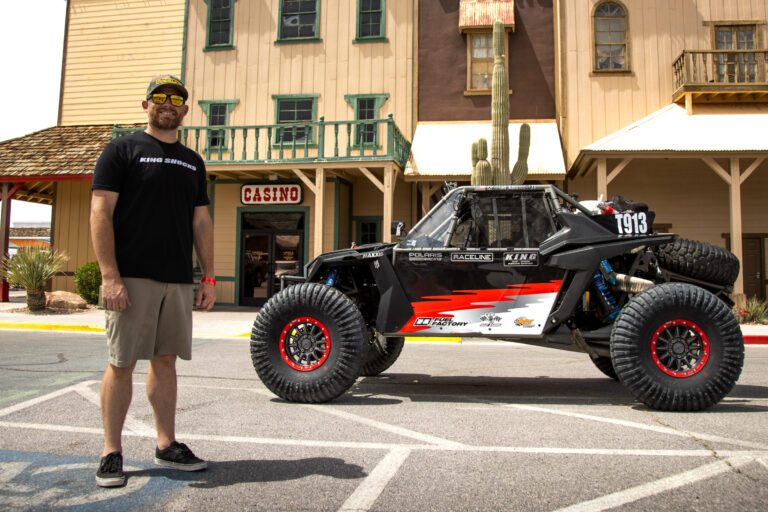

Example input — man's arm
[192,205,215,311]
[90,189,131,311]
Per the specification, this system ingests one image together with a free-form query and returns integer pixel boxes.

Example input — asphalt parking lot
[1,331,767,511]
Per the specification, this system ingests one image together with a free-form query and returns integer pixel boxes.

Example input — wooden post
[729,158,744,297]
[596,158,608,200]
[420,182,431,216]
[383,165,394,243]
[314,168,325,258]
[0,184,11,302]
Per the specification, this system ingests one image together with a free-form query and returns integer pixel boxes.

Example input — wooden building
[559,0,768,299]
[408,0,567,211]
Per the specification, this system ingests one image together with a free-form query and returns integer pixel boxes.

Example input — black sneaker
[154,441,207,471]
[96,451,125,487]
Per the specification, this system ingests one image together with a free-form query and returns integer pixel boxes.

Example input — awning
[459,0,515,32]
[405,121,566,181]
[572,103,768,175]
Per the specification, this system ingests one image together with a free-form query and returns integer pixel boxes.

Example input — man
[90,75,215,488]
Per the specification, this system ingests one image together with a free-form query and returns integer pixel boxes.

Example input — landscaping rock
[46,291,88,310]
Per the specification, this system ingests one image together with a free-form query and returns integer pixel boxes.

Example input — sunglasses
[149,93,186,106]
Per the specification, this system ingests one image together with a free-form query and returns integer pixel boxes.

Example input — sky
[0,0,67,226]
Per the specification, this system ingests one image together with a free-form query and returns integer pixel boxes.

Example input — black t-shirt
[92,132,209,283]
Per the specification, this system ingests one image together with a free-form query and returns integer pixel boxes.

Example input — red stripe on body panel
[402,280,562,333]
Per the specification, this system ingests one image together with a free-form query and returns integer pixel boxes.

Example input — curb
[0,323,766,344]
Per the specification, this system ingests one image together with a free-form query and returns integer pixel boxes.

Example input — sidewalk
[0,291,257,338]
[0,291,766,343]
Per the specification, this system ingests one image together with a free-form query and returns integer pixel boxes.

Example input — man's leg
[101,362,136,456]
[147,354,177,450]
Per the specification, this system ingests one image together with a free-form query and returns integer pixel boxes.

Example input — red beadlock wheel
[650,319,710,378]
[279,316,331,372]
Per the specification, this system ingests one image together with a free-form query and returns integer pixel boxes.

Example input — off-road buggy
[250,185,744,411]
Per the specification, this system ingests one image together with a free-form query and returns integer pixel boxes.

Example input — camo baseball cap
[146,75,189,100]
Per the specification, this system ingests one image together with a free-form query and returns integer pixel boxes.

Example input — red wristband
[201,277,216,286]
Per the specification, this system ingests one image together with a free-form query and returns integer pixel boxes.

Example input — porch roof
[0,124,118,178]
[404,121,566,181]
[572,103,768,175]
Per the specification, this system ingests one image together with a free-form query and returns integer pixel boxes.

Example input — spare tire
[656,238,739,286]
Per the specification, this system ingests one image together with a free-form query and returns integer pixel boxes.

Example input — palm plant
[1,248,68,311]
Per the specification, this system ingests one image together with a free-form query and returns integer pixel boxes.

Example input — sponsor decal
[450,252,493,263]
[241,184,302,205]
[139,156,197,172]
[503,251,539,267]
[363,251,384,259]
[514,317,535,327]
[480,313,502,327]
[414,317,469,327]
[408,252,443,262]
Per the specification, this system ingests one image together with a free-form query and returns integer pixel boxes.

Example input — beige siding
[52,181,95,292]
[559,0,768,166]
[60,0,185,125]
[184,0,414,137]
[568,158,768,247]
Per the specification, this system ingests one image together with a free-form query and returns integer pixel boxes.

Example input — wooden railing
[113,114,411,168]
[673,49,768,91]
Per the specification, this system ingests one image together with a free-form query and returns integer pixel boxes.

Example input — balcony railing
[673,49,768,100]
[113,114,411,169]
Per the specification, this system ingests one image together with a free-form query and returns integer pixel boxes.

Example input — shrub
[1,248,68,311]
[735,297,768,324]
[74,261,102,305]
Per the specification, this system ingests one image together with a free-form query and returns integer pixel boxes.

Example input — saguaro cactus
[471,138,493,185]
[511,123,530,184]
[490,20,511,186]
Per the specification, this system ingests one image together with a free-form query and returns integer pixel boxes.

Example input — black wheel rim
[279,316,331,372]
[651,319,710,378]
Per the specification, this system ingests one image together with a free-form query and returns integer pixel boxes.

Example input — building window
[593,1,628,71]
[205,0,234,50]
[468,32,493,90]
[199,100,239,149]
[356,0,386,42]
[344,94,389,147]
[278,0,320,41]
[273,95,319,144]
[715,25,757,83]
[355,217,381,245]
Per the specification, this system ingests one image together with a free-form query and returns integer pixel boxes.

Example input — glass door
[241,232,271,307]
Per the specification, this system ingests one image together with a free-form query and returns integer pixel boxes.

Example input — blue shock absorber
[324,268,338,287]
[592,260,620,321]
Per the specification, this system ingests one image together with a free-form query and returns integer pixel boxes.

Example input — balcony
[112,115,411,169]
[673,50,768,104]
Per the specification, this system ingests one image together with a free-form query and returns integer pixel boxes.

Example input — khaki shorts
[105,278,194,367]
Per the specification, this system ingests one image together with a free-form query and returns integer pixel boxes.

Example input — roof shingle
[0,125,120,178]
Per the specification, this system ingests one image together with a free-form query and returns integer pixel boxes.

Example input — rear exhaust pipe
[613,274,654,294]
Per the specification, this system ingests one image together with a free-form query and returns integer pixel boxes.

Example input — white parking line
[2,420,766,461]
[74,382,154,437]
[551,456,754,512]
[0,382,87,419]
[250,388,466,448]
[338,448,411,512]
[466,397,768,451]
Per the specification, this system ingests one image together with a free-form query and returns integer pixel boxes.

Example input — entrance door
[240,212,304,307]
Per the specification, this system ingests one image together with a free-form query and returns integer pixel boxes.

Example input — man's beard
[149,108,182,131]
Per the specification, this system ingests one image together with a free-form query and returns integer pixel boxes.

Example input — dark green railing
[112,114,411,169]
